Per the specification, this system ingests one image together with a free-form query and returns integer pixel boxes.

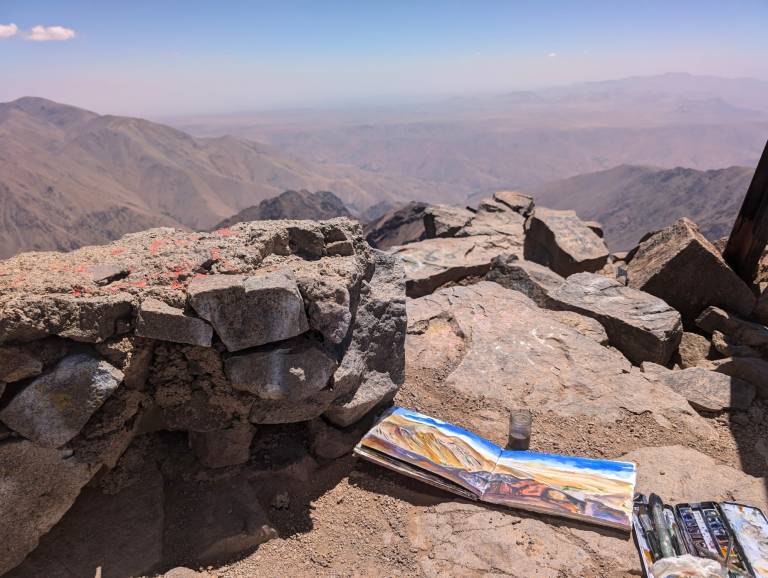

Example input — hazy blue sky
[2,0,767,116]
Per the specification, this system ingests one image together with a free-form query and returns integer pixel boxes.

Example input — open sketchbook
[354,406,637,531]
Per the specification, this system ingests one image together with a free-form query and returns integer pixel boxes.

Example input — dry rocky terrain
[1,192,768,577]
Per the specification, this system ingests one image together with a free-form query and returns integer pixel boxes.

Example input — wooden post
[723,140,768,284]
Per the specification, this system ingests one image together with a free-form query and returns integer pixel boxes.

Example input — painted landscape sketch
[355,407,637,531]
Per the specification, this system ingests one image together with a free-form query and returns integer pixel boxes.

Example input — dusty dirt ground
[160,365,768,578]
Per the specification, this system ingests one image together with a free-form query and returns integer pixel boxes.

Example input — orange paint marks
[214,228,237,237]
[129,280,147,288]
[149,238,168,255]
[110,247,126,256]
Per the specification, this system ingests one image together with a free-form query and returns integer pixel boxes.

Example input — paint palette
[633,494,766,577]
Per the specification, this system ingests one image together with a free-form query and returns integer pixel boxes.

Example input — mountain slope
[0,97,436,258]
[532,164,754,251]
[214,189,353,228]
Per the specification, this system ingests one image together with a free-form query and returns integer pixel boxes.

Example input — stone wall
[0,218,406,574]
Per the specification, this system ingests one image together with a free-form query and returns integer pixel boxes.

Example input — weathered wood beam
[723,140,768,284]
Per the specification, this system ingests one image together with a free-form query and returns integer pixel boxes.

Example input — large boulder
[524,208,609,277]
[548,272,682,365]
[0,440,97,575]
[0,353,124,448]
[405,282,711,443]
[485,254,565,307]
[626,218,756,326]
[391,235,523,298]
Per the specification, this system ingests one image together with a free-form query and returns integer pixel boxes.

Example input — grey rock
[492,191,534,217]
[309,418,370,460]
[324,370,398,427]
[391,235,523,298]
[459,202,527,238]
[190,421,256,468]
[327,252,406,424]
[627,218,756,327]
[423,205,474,238]
[0,353,124,448]
[648,367,755,412]
[136,297,213,347]
[249,391,336,424]
[0,440,96,575]
[188,271,309,351]
[485,254,564,307]
[712,357,768,398]
[696,306,768,354]
[549,272,682,365]
[364,201,427,250]
[0,293,134,344]
[225,336,337,400]
[0,346,43,383]
[524,208,610,277]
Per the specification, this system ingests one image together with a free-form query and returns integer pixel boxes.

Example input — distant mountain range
[532,164,754,250]
[214,189,353,229]
[0,97,442,258]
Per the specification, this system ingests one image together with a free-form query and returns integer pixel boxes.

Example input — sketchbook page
[356,406,502,497]
[480,449,637,531]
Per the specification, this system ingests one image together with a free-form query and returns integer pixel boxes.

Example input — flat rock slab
[136,297,213,347]
[486,254,565,307]
[627,218,755,327]
[524,207,609,277]
[406,445,766,578]
[406,282,711,438]
[647,366,755,412]
[549,272,682,365]
[0,353,124,448]
[225,336,337,400]
[391,235,523,298]
[0,440,96,575]
[188,271,309,351]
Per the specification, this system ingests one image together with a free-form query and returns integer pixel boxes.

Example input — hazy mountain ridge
[0,97,447,258]
[214,189,353,229]
[532,164,754,250]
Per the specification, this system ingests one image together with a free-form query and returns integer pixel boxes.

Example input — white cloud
[0,23,18,39]
[26,25,77,42]
[548,52,557,58]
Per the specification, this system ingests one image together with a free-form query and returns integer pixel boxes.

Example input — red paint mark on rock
[149,239,168,255]
[214,228,237,237]
[110,247,126,256]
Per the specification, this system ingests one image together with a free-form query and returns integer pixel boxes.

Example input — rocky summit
[1,200,768,578]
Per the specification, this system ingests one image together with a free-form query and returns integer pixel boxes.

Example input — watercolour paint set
[633,494,768,577]
[355,406,768,577]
